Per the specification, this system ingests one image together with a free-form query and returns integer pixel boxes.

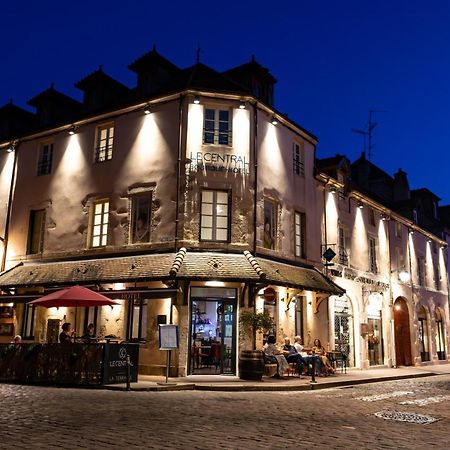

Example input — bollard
[126,355,131,391]
[311,356,317,384]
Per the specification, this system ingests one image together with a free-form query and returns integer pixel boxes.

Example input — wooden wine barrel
[238,350,264,380]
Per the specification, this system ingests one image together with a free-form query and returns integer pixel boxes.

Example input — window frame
[338,226,349,266]
[368,235,378,274]
[202,107,232,146]
[21,303,36,340]
[263,200,277,250]
[89,199,109,248]
[294,211,306,258]
[293,142,304,176]
[37,141,54,176]
[368,208,376,226]
[417,255,425,286]
[27,209,46,255]
[130,192,152,244]
[126,297,148,342]
[199,189,231,243]
[94,123,114,163]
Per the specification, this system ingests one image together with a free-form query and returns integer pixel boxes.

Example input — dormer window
[203,108,231,146]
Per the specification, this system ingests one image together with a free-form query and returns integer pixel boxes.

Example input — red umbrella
[30,285,118,339]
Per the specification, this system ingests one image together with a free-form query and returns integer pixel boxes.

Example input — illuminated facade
[318,154,450,369]
[0,50,342,376]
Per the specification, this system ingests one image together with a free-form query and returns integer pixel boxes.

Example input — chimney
[393,168,410,202]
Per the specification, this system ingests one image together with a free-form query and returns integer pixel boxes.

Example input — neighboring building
[0,49,342,376]
[318,153,450,368]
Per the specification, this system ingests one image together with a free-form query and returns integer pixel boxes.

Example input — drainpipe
[1,144,19,272]
[252,102,258,254]
[406,229,415,363]
[387,217,396,368]
[322,179,329,278]
[174,95,184,253]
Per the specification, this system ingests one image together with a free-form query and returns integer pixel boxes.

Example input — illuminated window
[203,108,231,145]
[368,236,377,273]
[293,142,304,176]
[127,297,148,341]
[131,193,152,244]
[90,200,109,248]
[200,190,229,242]
[94,123,114,162]
[37,142,53,176]
[27,209,46,254]
[294,211,306,258]
[264,201,277,250]
[21,303,36,339]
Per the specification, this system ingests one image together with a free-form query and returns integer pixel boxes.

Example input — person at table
[282,337,306,375]
[82,323,96,342]
[293,336,324,376]
[59,322,74,343]
[312,338,335,374]
[10,335,22,345]
[263,335,289,378]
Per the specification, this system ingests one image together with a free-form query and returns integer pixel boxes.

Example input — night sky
[1,0,449,203]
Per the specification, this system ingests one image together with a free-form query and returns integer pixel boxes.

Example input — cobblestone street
[1,375,449,449]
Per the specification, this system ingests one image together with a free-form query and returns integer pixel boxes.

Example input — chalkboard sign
[158,324,179,350]
[102,343,139,384]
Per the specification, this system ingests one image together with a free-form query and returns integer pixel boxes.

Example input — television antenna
[352,109,387,160]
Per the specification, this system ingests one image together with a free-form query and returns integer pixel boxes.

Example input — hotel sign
[188,151,250,175]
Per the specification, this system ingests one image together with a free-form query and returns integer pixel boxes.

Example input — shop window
[294,211,306,258]
[89,200,109,248]
[293,142,304,176]
[263,200,277,250]
[21,303,35,339]
[37,142,53,176]
[368,236,377,273]
[131,193,152,244]
[200,189,230,242]
[27,209,46,255]
[94,123,114,162]
[203,108,231,146]
[435,310,446,360]
[127,297,148,341]
[418,306,430,361]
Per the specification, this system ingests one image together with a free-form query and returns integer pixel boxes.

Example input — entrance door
[393,298,412,366]
[367,318,383,366]
[190,297,236,375]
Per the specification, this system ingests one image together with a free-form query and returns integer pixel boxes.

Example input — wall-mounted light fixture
[239,101,246,109]
[381,214,389,221]
[441,244,448,250]
[193,96,200,104]
[409,228,414,235]
[427,238,432,244]
[68,125,76,135]
[330,187,337,194]
[6,142,15,153]
[144,104,151,115]
[271,116,278,125]
[358,201,364,209]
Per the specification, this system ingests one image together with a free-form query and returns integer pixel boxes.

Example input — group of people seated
[263,335,335,379]
[59,322,97,343]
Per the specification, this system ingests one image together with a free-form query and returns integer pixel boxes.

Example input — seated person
[293,336,324,375]
[10,335,22,345]
[59,322,74,343]
[312,338,335,374]
[282,337,306,375]
[263,335,289,378]
[82,323,96,342]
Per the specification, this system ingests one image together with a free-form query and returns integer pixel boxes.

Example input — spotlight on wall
[427,238,432,244]
[409,228,414,235]
[68,126,76,135]
[358,201,364,209]
[381,214,389,221]
[193,96,200,104]
[271,116,278,125]
[239,101,246,109]
[6,143,15,153]
[144,104,151,115]
[441,244,448,250]
[330,187,337,194]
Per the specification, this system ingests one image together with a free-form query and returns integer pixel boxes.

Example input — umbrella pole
[74,302,77,342]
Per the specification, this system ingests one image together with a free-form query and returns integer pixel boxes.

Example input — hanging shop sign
[263,287,277,302]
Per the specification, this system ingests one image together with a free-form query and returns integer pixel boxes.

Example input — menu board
[158,324,179,350]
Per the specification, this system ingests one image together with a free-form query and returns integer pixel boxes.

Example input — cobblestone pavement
[1,375,449,450]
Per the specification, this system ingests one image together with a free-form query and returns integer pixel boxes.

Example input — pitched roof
[75,68,130,93]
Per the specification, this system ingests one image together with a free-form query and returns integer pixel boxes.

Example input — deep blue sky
[1,1,449,203]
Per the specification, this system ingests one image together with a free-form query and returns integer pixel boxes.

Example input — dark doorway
[393,298,412,366]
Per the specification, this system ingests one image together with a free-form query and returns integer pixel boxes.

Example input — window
[396,246,405,270]
[90,200,109,247]
[27,209,46,254]
[127,297,148,341]
[293,142,304,176]
[434,260,441,290]
[294,212,306,258]
[395,221,402,238]
[83,307,98,335]
[263,201,277,250]
[413,208,419,224]
[203,108,231,145]
[200,190,229,242]
[95,124,114,162]
[338,227,349,266]
[21,303,35,339]
[417,256,425,286]
[131,194,152,244]
[368,236,377,273]
[37,142,53,176]
[368,208,375,226]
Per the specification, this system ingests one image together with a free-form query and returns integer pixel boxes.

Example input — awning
[0,251,344,296]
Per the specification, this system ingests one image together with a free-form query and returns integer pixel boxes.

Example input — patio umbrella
[30,285,118,339]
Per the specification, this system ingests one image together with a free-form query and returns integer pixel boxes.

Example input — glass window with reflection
[90,200,109,248]
[21,303,35,339]
[131,194,151,244]
[200,190,229,242]
[264,201,277,250]
[37,142,53,176]
[127,298,148,341]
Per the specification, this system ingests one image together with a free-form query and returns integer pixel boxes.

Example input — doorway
[189,287,237,375]
[393,298,412,366]
[418,306,430,362]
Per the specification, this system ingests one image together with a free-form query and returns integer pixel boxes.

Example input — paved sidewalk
[105,363,450,392]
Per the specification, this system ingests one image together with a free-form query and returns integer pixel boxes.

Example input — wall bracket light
[193,96,200,104]
[144,104,151,115]
[271,116,278,125]
[68,125,76,135]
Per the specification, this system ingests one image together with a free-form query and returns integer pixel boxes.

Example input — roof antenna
[196,43,201,64]
[352,109,387,161]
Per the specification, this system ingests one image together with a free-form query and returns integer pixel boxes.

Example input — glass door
[367,318,383,366]
[190,298,236,375]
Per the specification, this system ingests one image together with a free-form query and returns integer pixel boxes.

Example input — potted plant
[238,311,274,380]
